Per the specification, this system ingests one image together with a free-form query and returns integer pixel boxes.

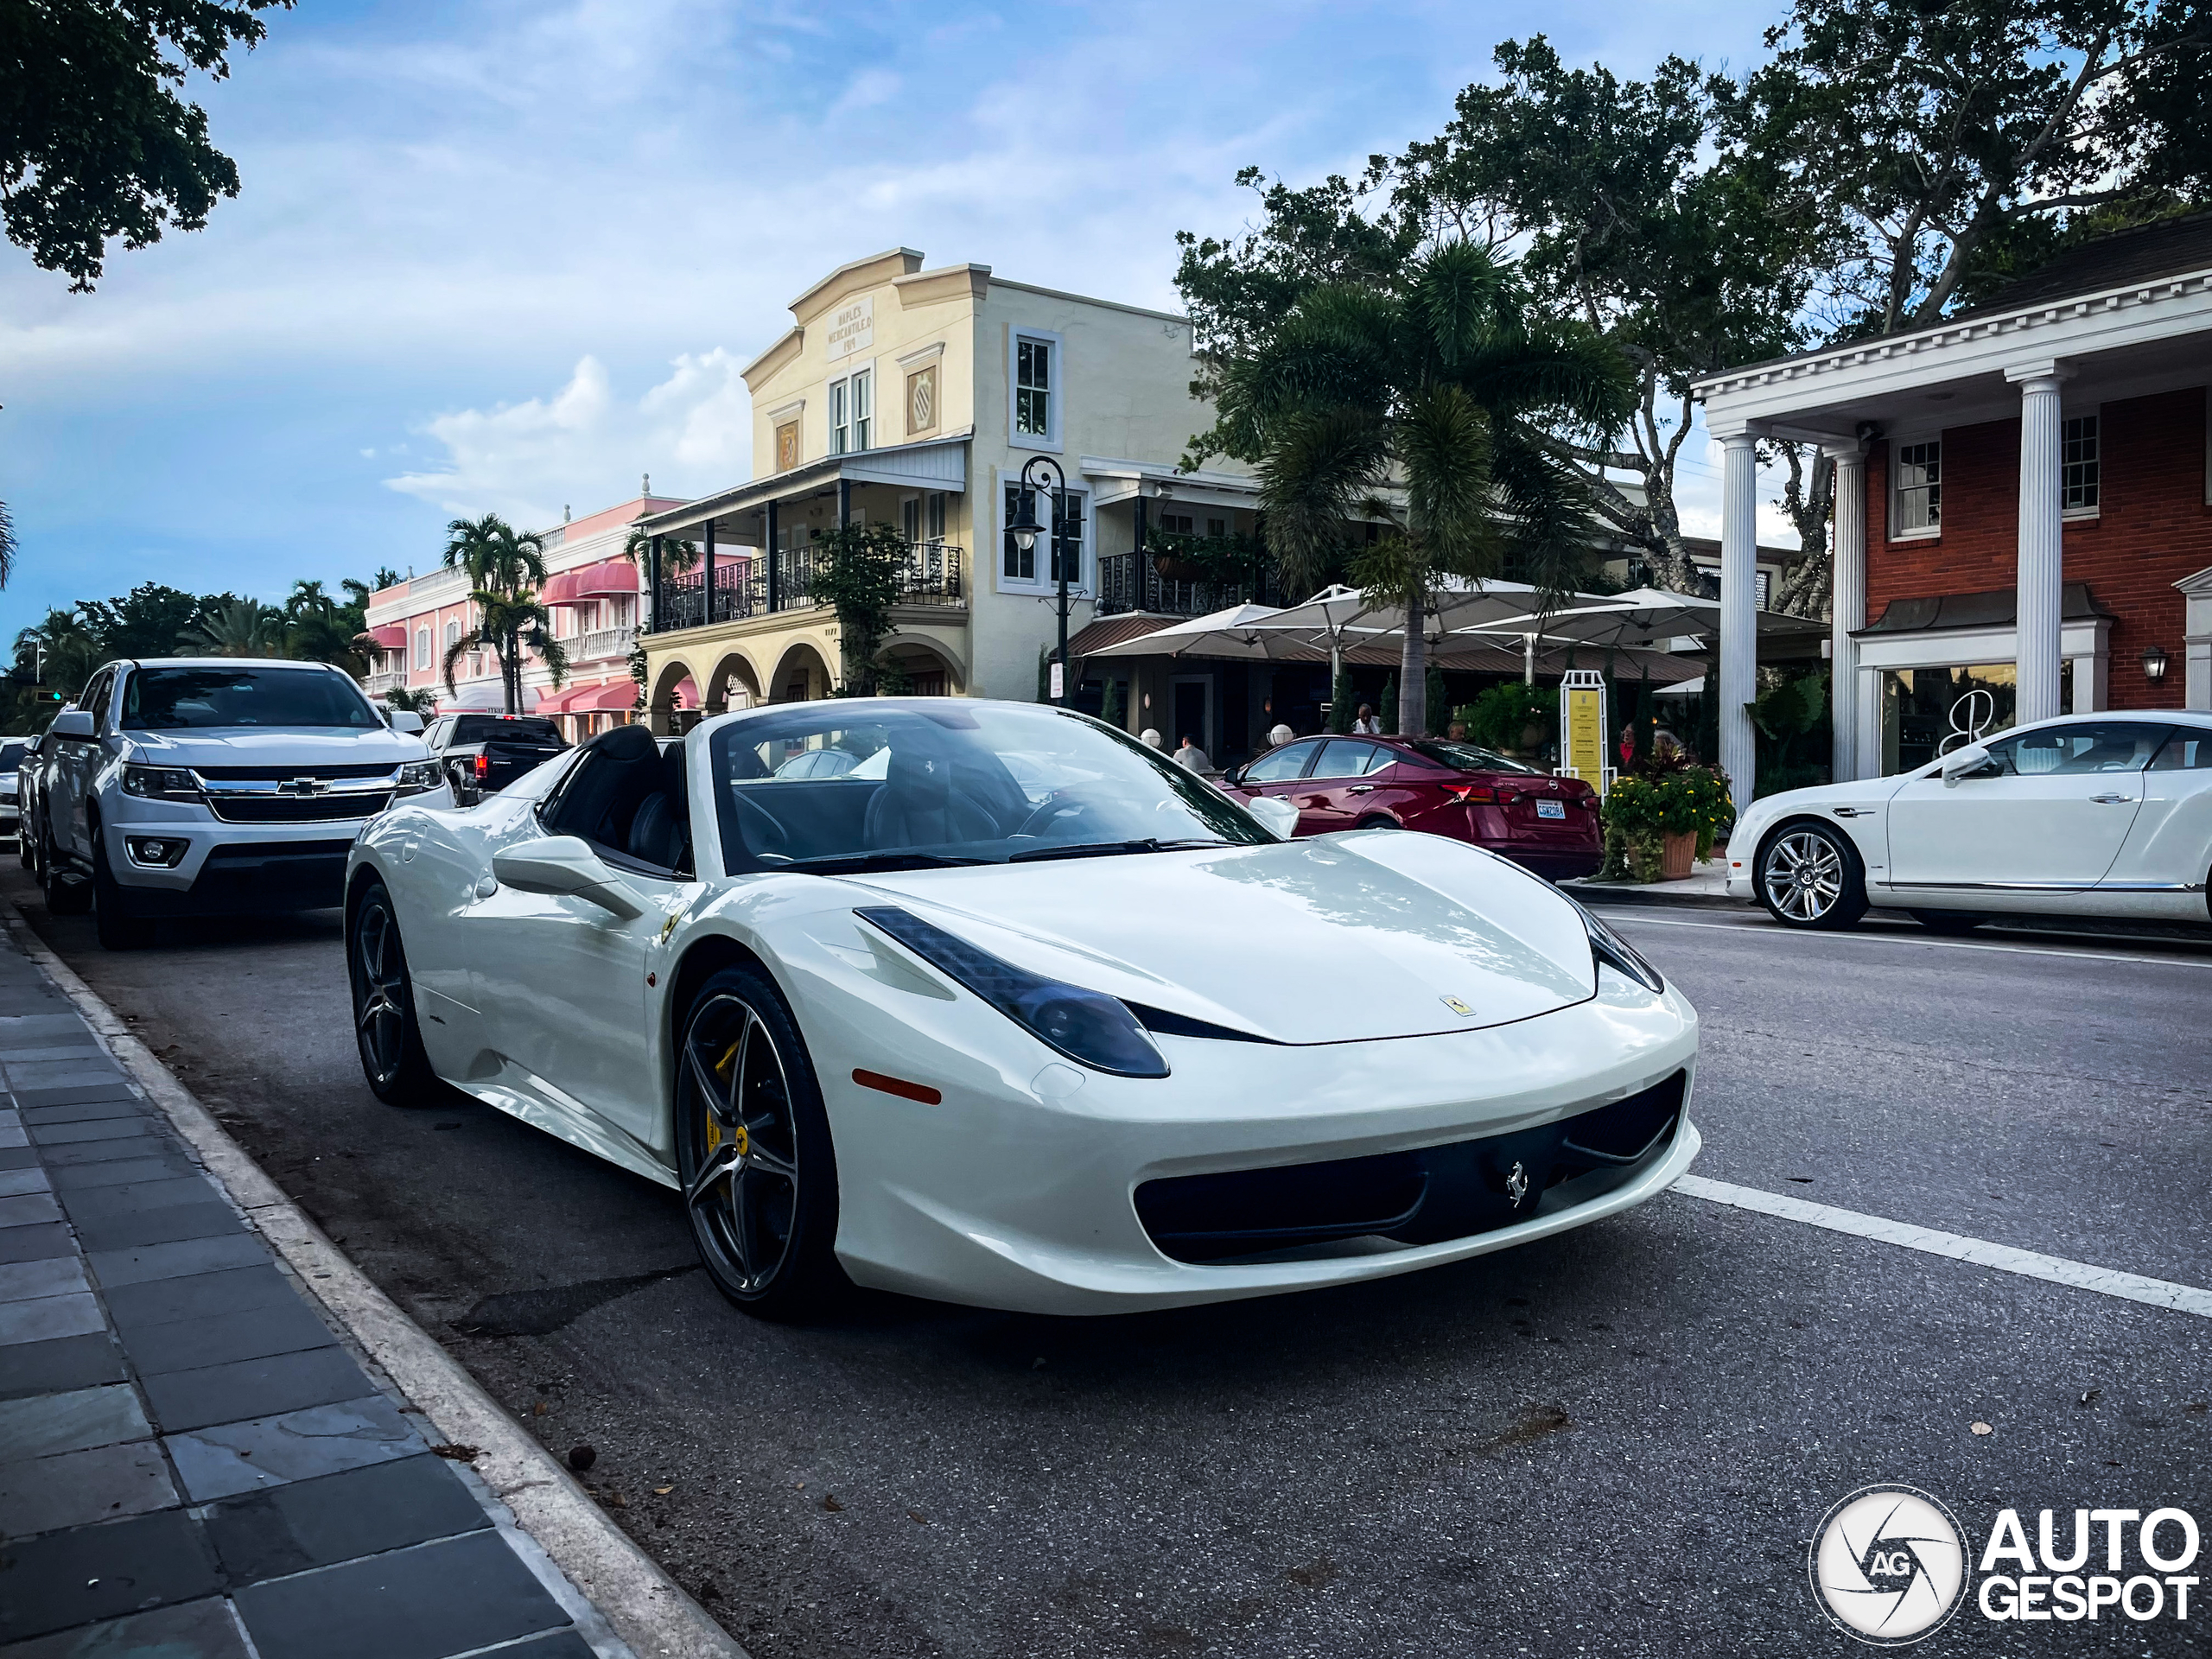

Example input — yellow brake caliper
[704,1039,748,1160]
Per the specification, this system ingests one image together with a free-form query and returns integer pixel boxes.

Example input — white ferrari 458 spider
[345,701,1700,1319]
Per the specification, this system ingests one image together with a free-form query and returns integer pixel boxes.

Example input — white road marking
[1675,1174,2212,1320]
[1611,911,2212,969]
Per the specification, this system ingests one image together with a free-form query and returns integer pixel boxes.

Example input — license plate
[1535,799,1566,820]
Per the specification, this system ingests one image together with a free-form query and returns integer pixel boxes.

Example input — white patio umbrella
[1084,603,1319,662]
[1239,579,1569,688]
[1464,586,1823,651]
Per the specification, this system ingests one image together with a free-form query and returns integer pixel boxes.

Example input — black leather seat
[625,741,690,872]
[863,747,997,849]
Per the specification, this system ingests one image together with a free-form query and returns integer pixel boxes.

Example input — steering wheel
[1017,785,1131,840]
[728,791,791,858]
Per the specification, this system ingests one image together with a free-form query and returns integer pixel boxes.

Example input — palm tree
[382,685,439,716]
[443,514,566,714]
[1217,240,1631,735]
[178,596,285,658]
[621,524,699,574]
[283,579,367,671]
[0,499,15,590]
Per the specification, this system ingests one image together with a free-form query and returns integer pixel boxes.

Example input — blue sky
[1,0,1789,629]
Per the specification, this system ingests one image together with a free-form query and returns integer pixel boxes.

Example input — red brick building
[1695,215,2212,796]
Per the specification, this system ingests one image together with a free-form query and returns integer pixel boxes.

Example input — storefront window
[1878,661,2073,774]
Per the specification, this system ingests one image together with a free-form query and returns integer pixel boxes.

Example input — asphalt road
[6,858,2209,1658]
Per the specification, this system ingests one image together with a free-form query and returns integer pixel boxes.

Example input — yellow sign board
[1560,671,1609,796]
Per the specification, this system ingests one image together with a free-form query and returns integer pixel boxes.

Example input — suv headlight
[394,760,443,798]
[856,906,1169,1078]
[121,765,203,802]
[1576,902,1664,994]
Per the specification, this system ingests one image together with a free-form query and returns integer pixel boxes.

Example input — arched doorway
[766,641,836,703]
[704,651,765,715]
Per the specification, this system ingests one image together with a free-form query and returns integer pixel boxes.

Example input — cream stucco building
[634,248,1262,738]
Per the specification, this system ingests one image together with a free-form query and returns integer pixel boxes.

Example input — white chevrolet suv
[35,657,451,949]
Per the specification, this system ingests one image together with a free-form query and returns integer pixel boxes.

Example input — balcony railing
[652,543,963,634]
[573,625,636,662]
[1095,551,1281,619]
[362,669,406,696]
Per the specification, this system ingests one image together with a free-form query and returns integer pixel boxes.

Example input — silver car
[37,658,451,949]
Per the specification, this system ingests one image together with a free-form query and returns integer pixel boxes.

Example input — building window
[926,492,946,541]
[1003,482,1084,585]
[901,497,922,545]
[2063,414,2099,511]
[1014,333,1057,443]
[444,620,461,664]
[414,626,430,671]
[1894,439,1941,533]
[830,369,872,456]
[1160,512,1195,537]
[906,364,937,435]
[775,420,800,472]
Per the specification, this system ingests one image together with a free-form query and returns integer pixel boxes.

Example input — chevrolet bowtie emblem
[1440,995,1475,1018]
[277,778,329,797]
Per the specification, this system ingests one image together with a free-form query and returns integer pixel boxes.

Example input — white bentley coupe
[1729,710,2212,931]
[346,702,1700,1319]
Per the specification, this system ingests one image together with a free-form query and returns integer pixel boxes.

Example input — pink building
[360,493,687,741]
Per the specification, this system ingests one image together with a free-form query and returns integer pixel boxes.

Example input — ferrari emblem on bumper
[1506,1161,1529,1206]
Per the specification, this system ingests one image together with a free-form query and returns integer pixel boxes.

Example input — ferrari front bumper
[814,970,1700,1315]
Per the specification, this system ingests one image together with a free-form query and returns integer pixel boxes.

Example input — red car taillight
[1444,783,1495,804]
[474,753,489,779]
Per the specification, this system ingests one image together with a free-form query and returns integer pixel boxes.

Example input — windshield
[121,667,380,731]
[709,701,1272,874]
[452,715,563,745]
[1408,739,1541,777]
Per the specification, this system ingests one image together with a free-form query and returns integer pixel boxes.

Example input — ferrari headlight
[855,906,1169,1078]
[121,765,202,801]
[394,760,443,797]
[1577,902,1663,995]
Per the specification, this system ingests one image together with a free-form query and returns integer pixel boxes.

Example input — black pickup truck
[424,713,569,804]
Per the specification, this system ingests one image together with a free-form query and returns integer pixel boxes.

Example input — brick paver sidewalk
[0,933,621,1658]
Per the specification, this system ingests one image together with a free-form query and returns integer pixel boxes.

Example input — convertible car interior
[540,723,692,878]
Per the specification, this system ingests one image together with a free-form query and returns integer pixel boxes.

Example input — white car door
[1887,721,2165,891]
[2097,723,2212,892]
[463,734,690,1148]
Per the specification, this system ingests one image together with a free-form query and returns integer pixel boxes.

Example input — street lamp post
[1004,455,1070,705]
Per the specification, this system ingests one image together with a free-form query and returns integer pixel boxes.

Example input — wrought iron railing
[652,543,963,633]
[1095,551,1280,618]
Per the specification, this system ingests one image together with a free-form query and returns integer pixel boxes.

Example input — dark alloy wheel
[92,830,154,950]
[675,965,845,1320]
[1756,821,1867,931]
[1910,909,1985,935]
[1355,815,1399,831]
[348,880,439,1103]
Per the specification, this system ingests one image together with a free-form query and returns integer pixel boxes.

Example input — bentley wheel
[1756,822,1866,931]
[676,966,844,1320]
[349,880,439,1103]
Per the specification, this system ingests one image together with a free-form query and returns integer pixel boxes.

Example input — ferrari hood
[841,833,1597,1044]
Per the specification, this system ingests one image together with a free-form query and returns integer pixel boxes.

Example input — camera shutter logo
[1809,1485,1971,1645]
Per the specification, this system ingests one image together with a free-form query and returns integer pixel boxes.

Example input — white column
[1827,444,1866,785]
[1716,429,1759,804]
[2007,363,2069,724]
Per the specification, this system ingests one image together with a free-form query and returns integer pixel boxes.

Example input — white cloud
[831,67,901,117]
[382,350,751,526]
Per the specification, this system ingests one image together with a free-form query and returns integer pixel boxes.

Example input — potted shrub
[1599,758,1733,882]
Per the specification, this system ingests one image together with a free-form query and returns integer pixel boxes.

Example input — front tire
[41,821,90,916]
[1756,821,1867,930]
[675,965,845,1321]
[348,880,440,1103]
[92,834,155,950]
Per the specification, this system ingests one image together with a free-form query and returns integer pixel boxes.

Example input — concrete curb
[1,899,747,1659]
[1563,881,1745,912]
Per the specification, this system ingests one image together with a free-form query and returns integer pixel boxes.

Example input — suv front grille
[207,793,391,823]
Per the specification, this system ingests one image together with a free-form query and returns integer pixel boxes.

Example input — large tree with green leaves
[0,0,293,292]
[176,594,283,656]
[1214,239,1631,736]
[1178,39,1822,609]
[443,513,565,714]
[1726,0,2211,614]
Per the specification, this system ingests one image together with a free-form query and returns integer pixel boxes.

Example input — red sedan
[1223,734,1603,880]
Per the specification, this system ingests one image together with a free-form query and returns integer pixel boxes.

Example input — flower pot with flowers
[1598,753,1734,882]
